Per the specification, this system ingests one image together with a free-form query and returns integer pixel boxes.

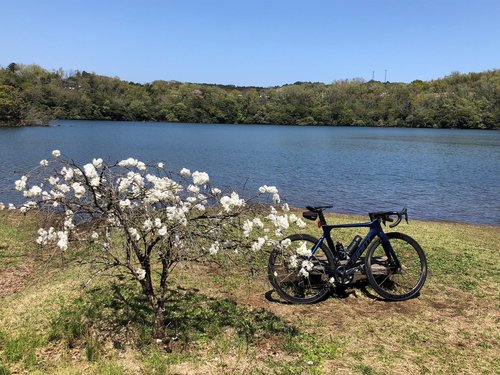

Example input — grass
[0,209,499,374]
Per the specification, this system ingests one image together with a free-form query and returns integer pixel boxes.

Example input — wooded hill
[1,63,499,129]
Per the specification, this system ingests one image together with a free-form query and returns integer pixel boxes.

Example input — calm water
[0,120,499,225]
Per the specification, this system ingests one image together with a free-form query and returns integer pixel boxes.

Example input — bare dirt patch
[0,260,35,298]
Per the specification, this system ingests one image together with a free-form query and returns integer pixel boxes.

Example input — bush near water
[1,63,499,129]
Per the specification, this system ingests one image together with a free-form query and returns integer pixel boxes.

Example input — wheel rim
[270,239,331,300]
[369,237,424,297]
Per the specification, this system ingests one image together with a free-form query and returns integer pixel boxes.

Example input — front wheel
[268,234,336,304]
[365,232,427,301]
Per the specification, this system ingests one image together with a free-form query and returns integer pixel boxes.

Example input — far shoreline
[1,118,498,131]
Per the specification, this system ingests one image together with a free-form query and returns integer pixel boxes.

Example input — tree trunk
[152,303,166,341]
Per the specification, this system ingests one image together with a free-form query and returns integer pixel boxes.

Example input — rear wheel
[365,232,427,301]
[268,234,336,304]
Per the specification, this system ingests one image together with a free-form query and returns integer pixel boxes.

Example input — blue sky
[1,0,499,86]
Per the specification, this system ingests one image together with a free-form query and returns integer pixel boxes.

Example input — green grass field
[0,210,498,374]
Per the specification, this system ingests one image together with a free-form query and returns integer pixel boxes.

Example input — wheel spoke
[365,233,427,301]
[268,235,334,303]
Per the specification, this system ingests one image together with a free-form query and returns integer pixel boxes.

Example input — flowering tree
[14,150,306,343]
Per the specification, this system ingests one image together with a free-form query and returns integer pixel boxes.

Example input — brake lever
[403,207,409,224]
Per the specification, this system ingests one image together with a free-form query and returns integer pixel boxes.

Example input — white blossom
[15,176,28,191]
[129,227,140,241]
[272,193,281,204]
[192,171,209,186]
[61,167,74,181]
[40,159,49,167]
[180,168,191,177]
[296,218,307,228]
[56,231,68,251]
[187,185,200,194]
[220,192,245,212]
[118,178,131,192]
[136,268,146,280]
[252,217,264,228]
[83,163,98,178]
[49,176,59,185]
[52,150,61,158]
[119,199,131,208]
[302,260,314,271]
[289,255,298,268]
[243,219,254,237]
[154,218,162,228]
[281,238,292,248]
[64,217,75,230]
[193,204,205,212]
[143,219,153,231]
[259,185,278,194]
[118,158,138,168]
[92,158,103,168]
[157,162,164,169]
[298,268,309,278]
[71,182,86,199]
[91,231,99,240]
[158,226,167,236]
[24,185,42,197]
[0,202,4,210]
[166,206,187,225]
[211,187,221,195]
[251,237,266,251]
[8,203,16,210]
[208,241,220,255]
[296,242,312,257]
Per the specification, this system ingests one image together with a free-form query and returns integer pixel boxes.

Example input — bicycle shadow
[264,280,383,304]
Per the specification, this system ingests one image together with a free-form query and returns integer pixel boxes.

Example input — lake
[0,120,499,225]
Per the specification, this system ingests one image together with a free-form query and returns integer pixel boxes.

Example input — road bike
[268,206,427,303]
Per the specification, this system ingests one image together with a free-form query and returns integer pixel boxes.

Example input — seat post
[318,211,327,226]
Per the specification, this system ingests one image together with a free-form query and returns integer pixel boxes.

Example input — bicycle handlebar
[389,208,408,228]
[369,208,408,228]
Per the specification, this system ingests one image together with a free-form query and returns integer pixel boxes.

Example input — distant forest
[0,63,499,129]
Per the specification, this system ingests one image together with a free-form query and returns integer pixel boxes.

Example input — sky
[1,0,499,87]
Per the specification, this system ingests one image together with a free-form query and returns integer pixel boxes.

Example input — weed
[353,363,380,375]
[92,361,125,375]
[143,347,168,375]
[85,336,102,362]
[2,332,45,368]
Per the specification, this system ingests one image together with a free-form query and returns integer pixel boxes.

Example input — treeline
[0,62,499,129]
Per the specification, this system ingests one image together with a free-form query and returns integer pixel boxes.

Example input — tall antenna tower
[384,69,387,82]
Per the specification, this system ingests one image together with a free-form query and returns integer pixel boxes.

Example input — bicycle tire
[365,232,427,301]
[268,234,336,304]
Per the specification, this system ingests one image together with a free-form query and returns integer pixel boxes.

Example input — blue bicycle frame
[310,218,401,271]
